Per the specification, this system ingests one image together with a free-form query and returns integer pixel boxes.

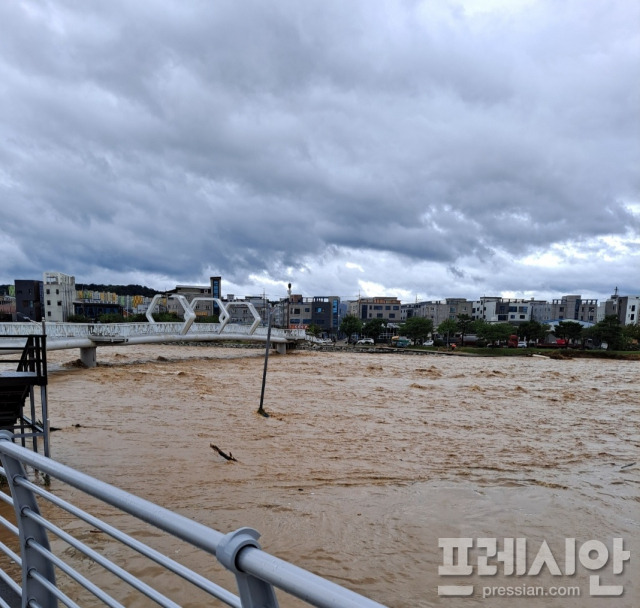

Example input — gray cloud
[1,0,638,301]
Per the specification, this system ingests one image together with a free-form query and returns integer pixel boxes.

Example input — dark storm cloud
[0,0,638,299]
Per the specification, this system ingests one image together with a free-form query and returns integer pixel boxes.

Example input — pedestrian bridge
[0,296,308,367]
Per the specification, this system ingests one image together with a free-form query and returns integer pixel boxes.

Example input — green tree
[127,313,149,322]
[98,313,126,323]
[475,322,515,345]
[194,315,220,324]
[306,323,322,338]
[437,319,458,345]
[517,320,551,343]
[553,321,583,345]
[67,314,89,323]
[585,315,625,350]
[151,312,181,322]
[340,314,363,340]
[623,321,640,345]
[362,318,387,340]
[401,317,434,344]
[456,314,474,346]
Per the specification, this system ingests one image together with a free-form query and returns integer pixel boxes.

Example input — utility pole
[258,304,272,418]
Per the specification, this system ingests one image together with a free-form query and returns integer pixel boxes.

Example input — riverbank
[303,341,640,360]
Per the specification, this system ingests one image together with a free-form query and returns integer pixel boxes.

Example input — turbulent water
[2,345,638,607]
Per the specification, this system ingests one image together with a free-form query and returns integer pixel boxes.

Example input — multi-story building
[43,271,76,322]
[227,296,270,325]
[468,297,534,324]
[73,301,123,320]
[402,298,473,327]
[603,290,640,325]
[616,295,640,325]
[530,301,554,323]
[347,297,401,323]
[0,295,15,320]
[286,295,340,334]
[549,295,598,323]
[167,284,216,317]
[166,277,223,318]
[14,280,44,322]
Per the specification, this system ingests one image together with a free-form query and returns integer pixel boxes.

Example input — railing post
[217,527,279,608]
[0,431,57,607]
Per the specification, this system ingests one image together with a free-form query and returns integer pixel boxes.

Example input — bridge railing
[0,323,308,343]
[0,432,386,608]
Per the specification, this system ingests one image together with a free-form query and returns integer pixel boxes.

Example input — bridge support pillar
[80,347,97,368]
[275,343,287,355]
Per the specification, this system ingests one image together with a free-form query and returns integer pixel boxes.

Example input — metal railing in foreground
[0,432,387,608]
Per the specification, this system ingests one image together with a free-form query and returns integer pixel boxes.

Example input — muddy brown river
[2,345,638,606]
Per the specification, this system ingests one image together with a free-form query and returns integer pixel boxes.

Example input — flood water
[2,345,639,607]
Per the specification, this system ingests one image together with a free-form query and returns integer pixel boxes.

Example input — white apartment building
[43,271,75,322]
[603,292,640,325]
[471,297,535,324]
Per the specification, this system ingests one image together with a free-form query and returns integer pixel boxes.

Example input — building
[347,297,401,323]
[43,272,76,322]
[73,301,123,321]
[547,295,598,323]
[530,301,554,323]
[286,295,341,334]
[227,295,269,325]
[603,290,640,325]
[401,298,473,327]
[0,295,15,320]
[166,283,216,317]
[14,280,44,322]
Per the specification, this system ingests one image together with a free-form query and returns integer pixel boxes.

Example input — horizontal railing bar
[0,538,21,565]
[22,508,182,608]
[0,489,16,510]
[0,539,21,565]
[0,512,19,535]
[28,540,124,608]
[0,565,22,594]
[1,441,225,554]
[28,569,80,608]
[238,548,388,608]
[22,478,241,607]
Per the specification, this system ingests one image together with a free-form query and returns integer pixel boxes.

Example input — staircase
[0,334,50,455]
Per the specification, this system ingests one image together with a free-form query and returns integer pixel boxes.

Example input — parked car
[423,340,434,347]
[356,338,374,345]
[392,336,411,347]
[517,341,528,348]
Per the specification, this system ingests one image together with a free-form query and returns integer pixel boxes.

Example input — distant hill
[76,284,161,297]
[0,283,160,297]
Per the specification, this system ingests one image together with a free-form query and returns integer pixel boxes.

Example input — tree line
[338,313,639,351]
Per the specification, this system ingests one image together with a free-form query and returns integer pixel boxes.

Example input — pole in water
[258,305,272,417]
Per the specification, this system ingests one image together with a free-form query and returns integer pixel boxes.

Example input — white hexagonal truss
[145,294,164,323]
[145,294,196,335]
[146,295,264,336]
[224,300,262,334]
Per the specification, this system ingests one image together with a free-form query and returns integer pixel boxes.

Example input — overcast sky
[1,0,638,303]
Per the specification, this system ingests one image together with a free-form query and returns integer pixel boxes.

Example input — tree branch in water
[210,443,238,462]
